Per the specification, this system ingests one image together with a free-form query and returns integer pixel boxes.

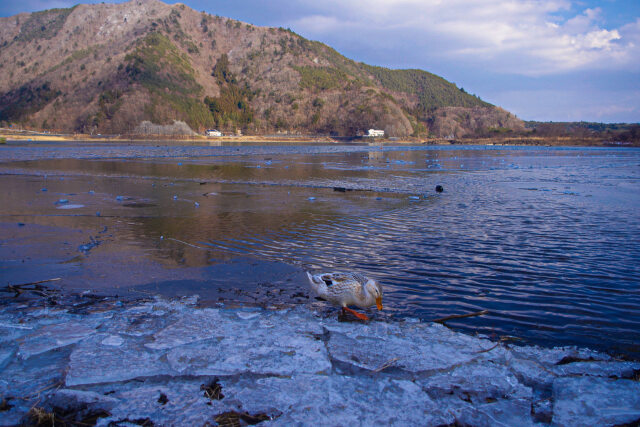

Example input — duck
[307,271,383,321]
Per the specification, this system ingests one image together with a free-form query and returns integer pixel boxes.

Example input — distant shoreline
[1,130,637,147]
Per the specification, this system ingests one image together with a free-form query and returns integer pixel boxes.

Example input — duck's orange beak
[376,297,383,310]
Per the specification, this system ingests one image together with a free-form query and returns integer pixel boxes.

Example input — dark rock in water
[435,185,444,193]
[333,187,347,192]
[17,223,25,227]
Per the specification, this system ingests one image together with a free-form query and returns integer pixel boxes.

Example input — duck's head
[365,279,383,310]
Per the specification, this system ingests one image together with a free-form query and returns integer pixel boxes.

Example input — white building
[205,129,222,137]
[367,129,384,137]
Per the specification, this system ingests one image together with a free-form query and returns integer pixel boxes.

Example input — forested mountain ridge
[0,0,524,137]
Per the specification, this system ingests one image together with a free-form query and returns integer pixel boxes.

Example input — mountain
[0,0,524,137]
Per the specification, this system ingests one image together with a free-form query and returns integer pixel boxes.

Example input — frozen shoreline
[1,294,639,426]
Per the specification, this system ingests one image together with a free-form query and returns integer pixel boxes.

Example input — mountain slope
[0,0,524,137]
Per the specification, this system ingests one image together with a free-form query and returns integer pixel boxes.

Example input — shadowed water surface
[1,142,639,357]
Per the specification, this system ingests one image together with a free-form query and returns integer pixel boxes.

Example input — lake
[1,141,639,357]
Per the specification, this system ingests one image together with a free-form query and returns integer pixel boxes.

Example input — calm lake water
[1,142,639,357]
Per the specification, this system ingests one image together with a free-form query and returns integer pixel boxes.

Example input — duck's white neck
[361,282,376,305]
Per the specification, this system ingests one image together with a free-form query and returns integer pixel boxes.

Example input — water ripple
[3,144,639,357]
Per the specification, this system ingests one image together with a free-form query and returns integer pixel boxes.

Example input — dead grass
[213,411,271,426]
[201,378,225,400]
[27,405,113,426]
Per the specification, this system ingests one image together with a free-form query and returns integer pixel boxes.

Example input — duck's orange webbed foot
[342,307,370,322]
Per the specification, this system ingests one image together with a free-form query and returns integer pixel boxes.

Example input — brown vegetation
[524,122,640,145]
[1,0,526,138]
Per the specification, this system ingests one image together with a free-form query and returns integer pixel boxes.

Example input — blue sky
[2,0,639,123]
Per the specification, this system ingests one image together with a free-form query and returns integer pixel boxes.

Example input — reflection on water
[1,144,639,357]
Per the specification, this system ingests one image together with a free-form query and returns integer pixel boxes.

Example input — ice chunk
[57,204,85,209]
[166,333,330,376]
[552,360,640,379]
[0,403,30,427]
[180,294,200,305]
[454,399,534,427]
[532,397,553,424]
[66,334,172,386]
[510,345,610,367]
[100,310,168,337]
[325,320,495,372]
[419,363,532,404]
[0,346,70,398]
[228,375,454,426]
[0,323,32,349]
[145,309,224,350]
[23,306,69,319]
[101,335,124,347]
[96,381,224,426]
[507,357,556,389]
[552,377,640,426]
[2,296,638,426]
[165,309,330,376]
[0,346,15,372]
[47,389,119,413]
[17,321,96,359]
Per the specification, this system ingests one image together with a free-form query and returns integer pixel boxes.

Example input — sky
[2,0,639,123]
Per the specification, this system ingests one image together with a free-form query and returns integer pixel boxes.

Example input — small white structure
[367,129,384,137]
[205,129,222,137]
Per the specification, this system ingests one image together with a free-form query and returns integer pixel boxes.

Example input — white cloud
[289,0,640,76]
[293,15,342,33]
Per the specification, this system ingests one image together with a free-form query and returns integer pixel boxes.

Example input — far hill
[0,0,525,137]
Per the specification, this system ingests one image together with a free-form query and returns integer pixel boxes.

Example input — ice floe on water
[1,294,639,426]
[56,203,85,210]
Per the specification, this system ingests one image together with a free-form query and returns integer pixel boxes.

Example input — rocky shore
[1,294,639,426]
